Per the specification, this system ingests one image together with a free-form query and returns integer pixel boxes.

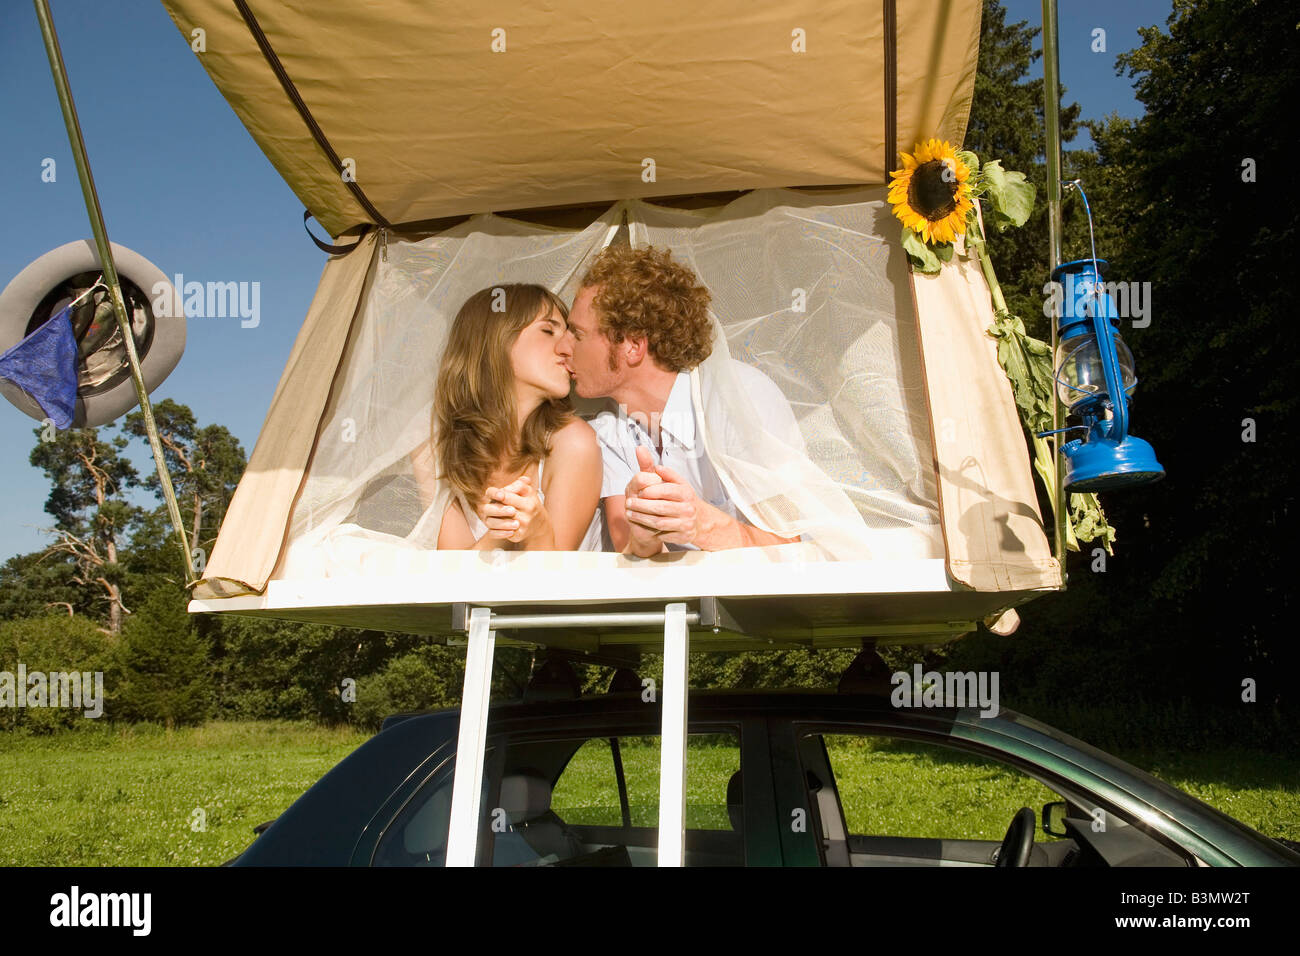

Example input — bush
[0,614,116,734]
[209,617,418,723]
[115,588,212,728]
[349,645,466,731]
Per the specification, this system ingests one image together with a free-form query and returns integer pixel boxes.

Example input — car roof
[382,687,915,729]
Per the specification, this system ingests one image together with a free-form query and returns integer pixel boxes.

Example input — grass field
[1,721,1296,865]
[0,722,369,866]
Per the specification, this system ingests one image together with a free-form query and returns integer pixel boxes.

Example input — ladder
[443,598,738,867]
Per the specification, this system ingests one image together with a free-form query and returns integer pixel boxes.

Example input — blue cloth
[0,303,79,429]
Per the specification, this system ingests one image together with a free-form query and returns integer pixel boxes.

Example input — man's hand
[624,446,702,549]
[619,446,799,553]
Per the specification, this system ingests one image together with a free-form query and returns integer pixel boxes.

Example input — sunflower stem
[972,209,1064,541]
[966,225,1010,316]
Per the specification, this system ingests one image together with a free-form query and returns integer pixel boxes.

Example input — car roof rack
[836,643,896,696]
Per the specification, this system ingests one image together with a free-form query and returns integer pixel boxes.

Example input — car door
[769,718,1075,867]
[356,713,780,866]
[771,715,1207,867]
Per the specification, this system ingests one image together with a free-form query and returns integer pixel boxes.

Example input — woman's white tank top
[456,458,603,550]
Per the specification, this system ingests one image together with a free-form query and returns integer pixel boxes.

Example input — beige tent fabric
[159,0,981,237]
[191,233,378,599]
[897,1,983,166]
[910,235,1062,591]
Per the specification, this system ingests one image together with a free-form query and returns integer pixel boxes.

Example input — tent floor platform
[187,550,1051,652]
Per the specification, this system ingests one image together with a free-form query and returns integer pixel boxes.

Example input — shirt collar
[658,372,696,451]
[623,371,696,452]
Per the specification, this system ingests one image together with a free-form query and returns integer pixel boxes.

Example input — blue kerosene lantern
[1047,258,1164,492]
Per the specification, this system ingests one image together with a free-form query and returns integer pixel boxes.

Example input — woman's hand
[480,475,553,547]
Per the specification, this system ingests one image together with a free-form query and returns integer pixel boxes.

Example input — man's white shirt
[591,361,803,551]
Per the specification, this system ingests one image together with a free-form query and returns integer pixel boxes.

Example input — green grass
[1,722,1295,865]
[823,735,1068,841]
[0,721,368,866]
[1105,747,1300,844]
[551,734,738,830]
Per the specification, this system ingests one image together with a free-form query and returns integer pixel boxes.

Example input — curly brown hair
[579,244,713,372]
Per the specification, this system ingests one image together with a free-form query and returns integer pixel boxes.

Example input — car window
[788,732,1074,868]
[372,752,491,867]
[808,732,1197,867]
[821,733,1064,842]
[548,738,625,826]
[373,730,743,866]
[549,733,738,830]
[489,731,743,867]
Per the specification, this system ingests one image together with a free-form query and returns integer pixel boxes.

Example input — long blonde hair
[433,284,573,504]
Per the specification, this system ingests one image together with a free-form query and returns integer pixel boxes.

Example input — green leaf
[956,150,980,175]
[902,228,943,274]
[980,160,1036,230]
[986,303,1116,551]
[1070,493,1116,553]
[934,241,954,262]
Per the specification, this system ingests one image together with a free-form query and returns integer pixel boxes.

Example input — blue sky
[0,0,1172,563]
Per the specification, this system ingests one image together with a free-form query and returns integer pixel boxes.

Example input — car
[227,684,1300,867]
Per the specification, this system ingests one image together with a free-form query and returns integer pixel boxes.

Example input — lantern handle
[1067,180,1130,445]
[1085,284,1129,444]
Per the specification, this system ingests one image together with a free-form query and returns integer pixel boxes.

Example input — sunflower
[888,139,975,245]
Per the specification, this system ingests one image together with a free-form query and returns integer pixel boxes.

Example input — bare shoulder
[550,417,599,458]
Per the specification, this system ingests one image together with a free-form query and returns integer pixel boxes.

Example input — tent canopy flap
[195,232,378,596]
[159,0,981,236]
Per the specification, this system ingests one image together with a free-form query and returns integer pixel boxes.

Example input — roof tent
[156,0,1069,869]
[165,0,1062,653]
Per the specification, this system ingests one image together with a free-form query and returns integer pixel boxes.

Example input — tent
[166,0,1062,651]
[153,0,1069,868]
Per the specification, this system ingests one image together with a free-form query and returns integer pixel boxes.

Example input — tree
[122,398,246,576]
[349,645,467,731]
[115,587,212,728]
[0,550,87,621]
[28,425,142,633]
[0,614,116,733]
[964,0,1083,338]
[210,616,421,723]
[948,0,1299,743]
[1092,0,1299,705]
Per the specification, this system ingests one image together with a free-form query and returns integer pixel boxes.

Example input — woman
[413,284,602,551]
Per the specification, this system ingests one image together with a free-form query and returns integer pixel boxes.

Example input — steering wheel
[994,806,1035,867]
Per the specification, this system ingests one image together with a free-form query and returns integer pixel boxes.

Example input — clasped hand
[624,445,701,549]
[478,475,547,544]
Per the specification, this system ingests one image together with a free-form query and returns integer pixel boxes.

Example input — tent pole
[32,0,196,584]
[446,607,496,866]
[657,602,690,867]
[1041,0,1068,580]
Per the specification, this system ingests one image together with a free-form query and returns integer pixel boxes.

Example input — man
[562,243,801,557]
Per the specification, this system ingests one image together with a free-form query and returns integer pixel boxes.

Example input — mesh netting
[277,188,941,577]
[628,188,940,560]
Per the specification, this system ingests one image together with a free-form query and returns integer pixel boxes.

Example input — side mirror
[1042,801,1068,837]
